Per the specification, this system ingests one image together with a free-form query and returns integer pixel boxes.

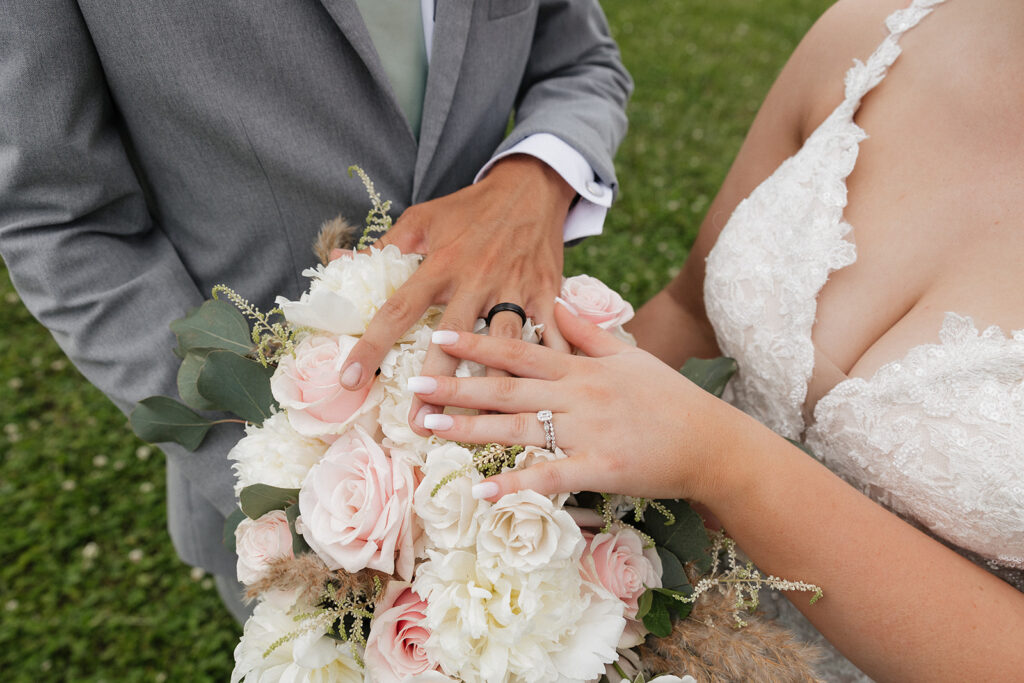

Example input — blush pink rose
[296,425,420,581]
[235,510,294,586]
[560,274,635,329]
[271,334,381,438]
[364,581,437,682]
[579,528,662,619]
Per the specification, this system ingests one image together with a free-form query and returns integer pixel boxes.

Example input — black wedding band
[485,302,527,328]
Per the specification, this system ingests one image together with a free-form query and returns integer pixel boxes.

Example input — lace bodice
[704,0,1024,585]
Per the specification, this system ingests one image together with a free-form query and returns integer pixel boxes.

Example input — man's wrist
[484,154,577,222]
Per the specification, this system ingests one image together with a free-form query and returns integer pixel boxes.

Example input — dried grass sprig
[243,553,388,608]
[638,588,823,683]
[314,216,359,265]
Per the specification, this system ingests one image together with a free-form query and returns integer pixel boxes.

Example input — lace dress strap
[842,0,948,105]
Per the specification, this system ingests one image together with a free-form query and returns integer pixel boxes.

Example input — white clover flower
[413,548,625,683]
[476,489,583,572]
[231,601,363,683]
[228,412,329,497]
[276,245,422,335]
[414,443,488,550]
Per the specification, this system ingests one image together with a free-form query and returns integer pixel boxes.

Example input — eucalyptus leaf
[170,299,253,357]
[655,546,690,592]
[654,586,694,620]
[285,503,313,555]
[636,587,654,620]
[177,349,217,411]
[679,356,737,398]
[239,484,300,520]
[641,592,673,638]
[129,396,214,451]
[196,350,277,424]
[222,507,248,553]
[641,499,713,574]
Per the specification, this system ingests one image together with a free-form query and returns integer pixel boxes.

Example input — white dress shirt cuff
[475,133,612,243]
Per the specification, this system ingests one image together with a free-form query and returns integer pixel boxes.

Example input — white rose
[275,244,421,335]
[414,443,487,550]
[231,601,363,683]
[476,489,583,571]
[234,510,294,586]
[228,412,329,497]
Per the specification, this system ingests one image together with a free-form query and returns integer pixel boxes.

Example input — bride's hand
[407,300,739,503]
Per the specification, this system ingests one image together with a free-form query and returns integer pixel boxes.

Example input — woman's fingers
[553,298,629,358]
[409,375,559,413]
[430,329,570,380]
[421,411,551,449]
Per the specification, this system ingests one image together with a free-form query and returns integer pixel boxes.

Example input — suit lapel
[316,0,416,143]
[412,0,474,200]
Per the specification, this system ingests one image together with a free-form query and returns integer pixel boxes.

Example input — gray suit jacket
[0,0,631,576]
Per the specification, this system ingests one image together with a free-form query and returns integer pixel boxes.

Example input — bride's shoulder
[781,0,919,138]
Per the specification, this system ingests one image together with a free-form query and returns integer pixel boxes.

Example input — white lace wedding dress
[702,0,1024,679]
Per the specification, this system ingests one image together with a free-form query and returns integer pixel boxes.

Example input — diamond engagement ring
[537,410,556,451]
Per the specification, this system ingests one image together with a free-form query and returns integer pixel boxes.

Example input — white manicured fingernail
[472,482,500,499]
[406,376,438,394]
[432,330,459,345]
[423,413,454,430]
[554,297,579,316]
[340,362,362,388]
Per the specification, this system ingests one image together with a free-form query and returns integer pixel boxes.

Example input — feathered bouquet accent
[132,168,822,682]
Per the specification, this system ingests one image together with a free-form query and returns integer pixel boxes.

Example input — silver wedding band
[537,410,556,451]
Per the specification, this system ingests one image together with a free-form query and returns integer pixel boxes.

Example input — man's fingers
[407,294,479,434]
[533,299,570,354]
[339,273,437,390]
[554,298,628,358]
[485,307,525,379]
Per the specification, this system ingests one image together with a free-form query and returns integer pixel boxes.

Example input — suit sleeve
[497,0,633,194]
[0,2,239,518]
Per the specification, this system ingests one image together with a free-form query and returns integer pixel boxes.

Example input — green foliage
[129,396,214,451]
[0,2,831,677]
[210,285,296,367]
[285,503,312,556]
[349,165,394,249]
[176,349,218,411]
[642,498,713,575]
[222,508,247,553]
[170,299,254,358]
[680,356,738,398]
[194,351,277,424]
[238,484,300,520]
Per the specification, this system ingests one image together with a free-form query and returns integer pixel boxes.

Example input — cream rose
[364,581,437,682]
[415,443,487,550]
[560,274,635,329]
[235,509,294,586]
[275,244,422,335]
[296,425,420,580]
[476,489,582,571]
[271,334,383,438]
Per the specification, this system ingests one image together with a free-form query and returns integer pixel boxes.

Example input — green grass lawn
[0,1,830,679]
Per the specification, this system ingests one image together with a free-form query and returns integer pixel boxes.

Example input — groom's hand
[338,155,576,435]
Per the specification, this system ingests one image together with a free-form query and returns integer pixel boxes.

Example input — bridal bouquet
[132,170,821,683]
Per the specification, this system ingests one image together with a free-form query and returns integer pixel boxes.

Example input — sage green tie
[352,0,429,140]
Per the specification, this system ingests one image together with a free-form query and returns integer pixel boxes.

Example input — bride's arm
[412,308,1024,683]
